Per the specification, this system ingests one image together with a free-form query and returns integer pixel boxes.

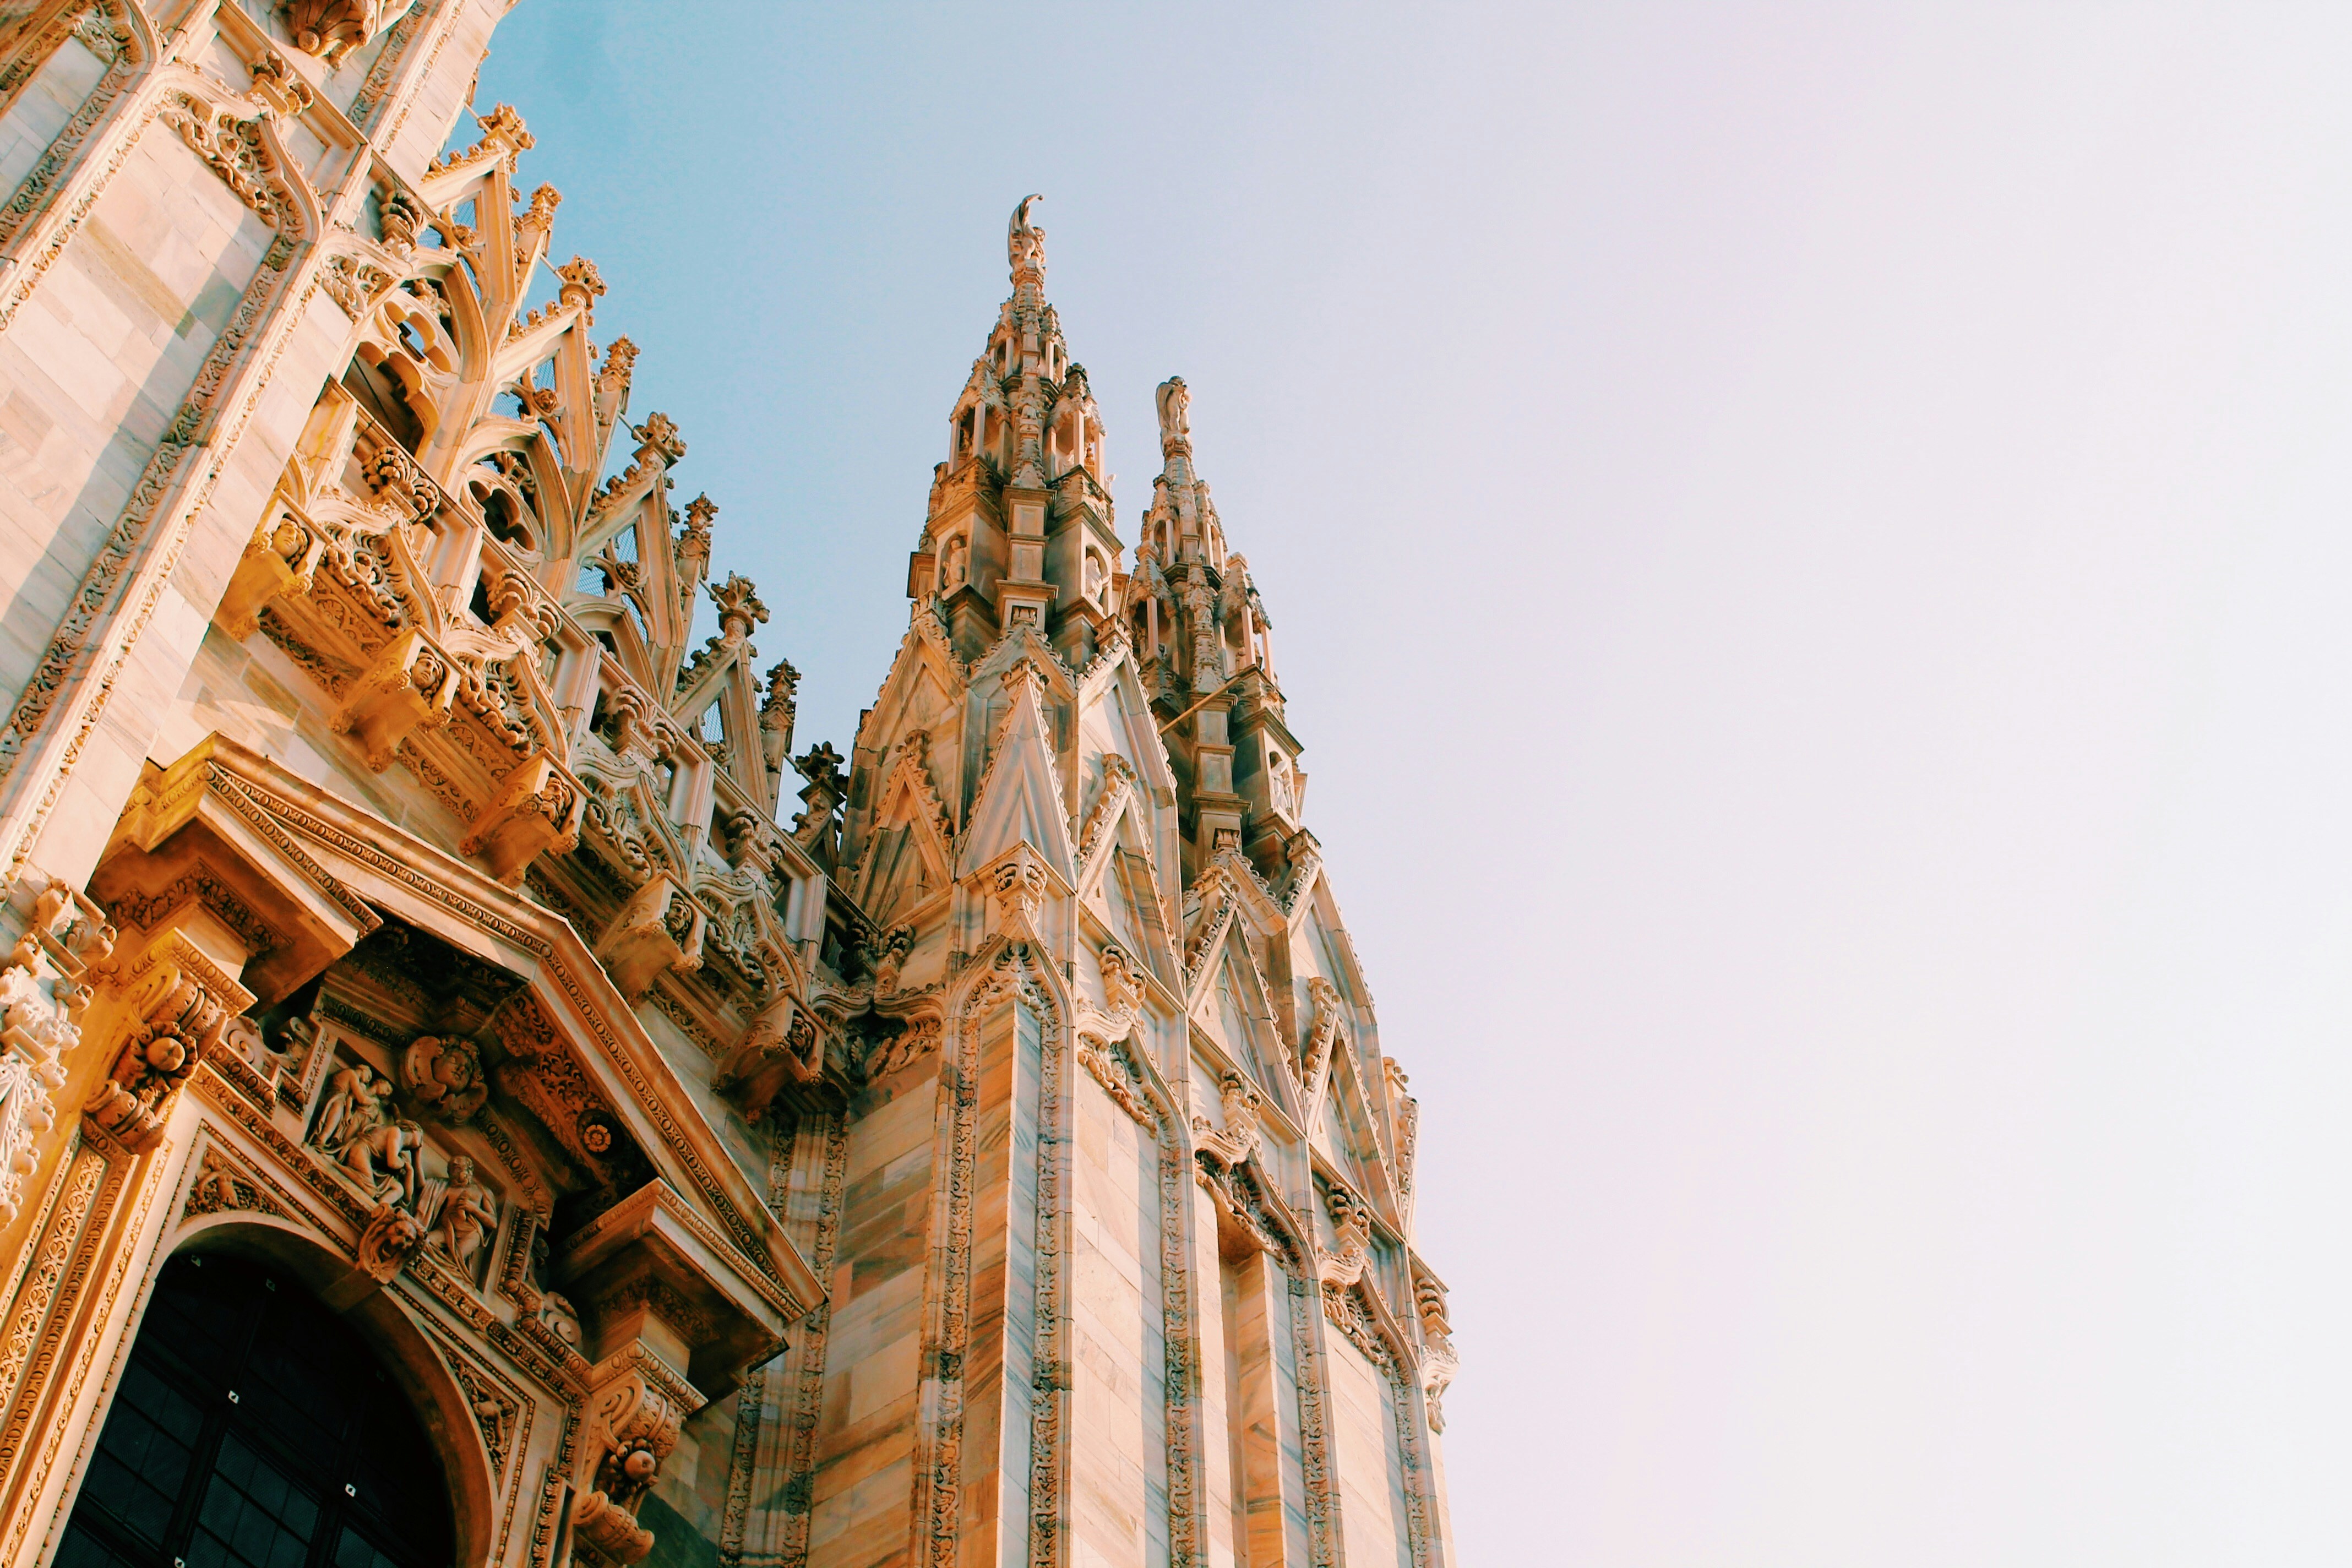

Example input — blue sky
[482,7,2352,1562]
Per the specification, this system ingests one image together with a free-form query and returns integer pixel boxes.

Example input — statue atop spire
[1009,194,1046,289]
[1155,375,1191,457]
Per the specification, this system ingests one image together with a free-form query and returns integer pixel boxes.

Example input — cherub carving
[402,1034,488,1121]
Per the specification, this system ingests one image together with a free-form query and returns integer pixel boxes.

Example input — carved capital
[245,53,314,119]
[981,843,1054,946]
[1098,940,1144,1022]
[1191,1068,1262,1169]
[711,990,820,1117]
[863,1012,939,1081]
[1315,1184,1373,1290]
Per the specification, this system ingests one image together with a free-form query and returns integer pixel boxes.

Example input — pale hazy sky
[483,7,2352,1562]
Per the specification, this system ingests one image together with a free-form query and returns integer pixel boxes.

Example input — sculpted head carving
[402,1033,487,1121]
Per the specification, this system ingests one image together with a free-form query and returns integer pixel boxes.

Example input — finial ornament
[1009,194,1046,285]
[1155,375,1191,454]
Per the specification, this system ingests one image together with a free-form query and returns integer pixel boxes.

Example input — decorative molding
[912,940,1060,1568]
[157,91,308,238]
[1026,972,1071,1568]
[0,1,141,250]
[0,134,321,879]
[1077,1032,1204,1568]
[347,0,429,127]
[208,763,787,1292]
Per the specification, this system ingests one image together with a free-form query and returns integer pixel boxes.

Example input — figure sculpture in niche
[312,1058,391,1155]
[433,1155,498,1272]
[342,1117,425,1206]
[1183,559,1224,689]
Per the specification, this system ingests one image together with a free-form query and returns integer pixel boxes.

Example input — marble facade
[0,6,1458,1568]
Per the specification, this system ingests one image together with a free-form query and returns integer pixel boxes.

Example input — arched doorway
[58,1251,454,1568]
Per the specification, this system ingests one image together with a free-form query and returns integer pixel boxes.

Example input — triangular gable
[862,616,965,749]
[959,669,1075,878]
[1302,992,1402,1226]
[854,734,955,923]
[1072,752,1141,895]
[1315,1053,1389,1199]
[1084,823,1179,994]
[1075,646,1179,799]
[1212,941,1289,1112]
[1179,905,1299,1125]
[1291,875,1375,1022]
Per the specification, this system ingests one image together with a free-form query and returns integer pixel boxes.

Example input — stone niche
[301,1031,508,1291]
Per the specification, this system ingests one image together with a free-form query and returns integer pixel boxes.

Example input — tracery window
[58,1253,453,1568]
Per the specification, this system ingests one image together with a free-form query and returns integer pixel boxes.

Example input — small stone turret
[1126,379,1306,884]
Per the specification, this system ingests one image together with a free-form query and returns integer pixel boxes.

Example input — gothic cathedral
[0,6,1458,1568]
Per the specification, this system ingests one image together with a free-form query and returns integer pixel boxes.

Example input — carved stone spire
[908,200,1120,668]
[1130,379,1308,879]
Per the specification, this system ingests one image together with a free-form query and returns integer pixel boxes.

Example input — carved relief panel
[303,1031,506,1289]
